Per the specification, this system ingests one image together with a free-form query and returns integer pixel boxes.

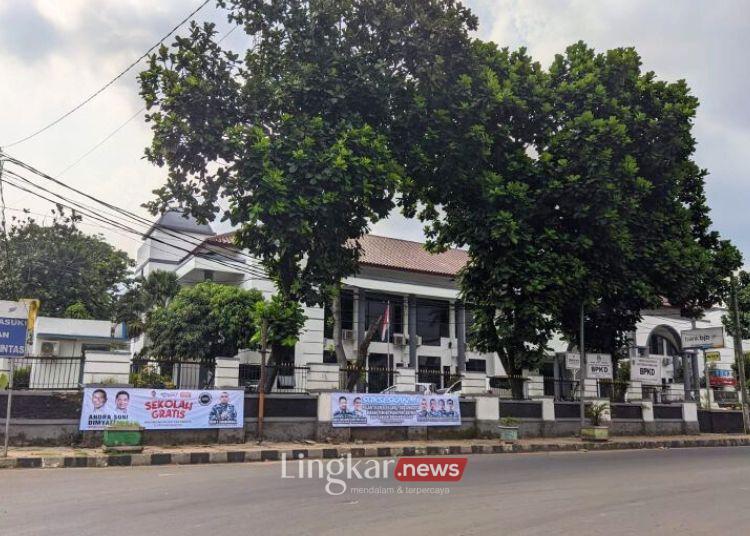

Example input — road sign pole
[703,348,713,409]
[3,358,14,457]
[579,303,586,426]
[730,275,749,434]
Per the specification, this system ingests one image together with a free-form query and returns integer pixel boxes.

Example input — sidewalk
[2,434,750,470]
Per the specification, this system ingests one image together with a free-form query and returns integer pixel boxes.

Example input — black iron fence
[543,378,580,401]
[130,359,215,390]
[339,365,397,393]
[1,357,84,390]
[240,363,308,394]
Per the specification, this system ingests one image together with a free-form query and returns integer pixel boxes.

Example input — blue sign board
[0,317,28,357]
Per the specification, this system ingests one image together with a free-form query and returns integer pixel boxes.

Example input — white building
[136,212,503,389]
[137,211,748,394]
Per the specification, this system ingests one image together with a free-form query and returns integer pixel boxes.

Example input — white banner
[586,354,613,379]
[330,393,461,427]
[564,352,581,370]
[631,357,662,384]
[79,388,244,430]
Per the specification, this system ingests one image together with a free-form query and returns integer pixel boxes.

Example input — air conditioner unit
[392,333,407,346]
[40,341,59,357]
[341,329,354,342]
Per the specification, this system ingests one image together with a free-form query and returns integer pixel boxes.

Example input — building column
[408,294,417,369]
[357,289,366,349]
[456,301,467,373]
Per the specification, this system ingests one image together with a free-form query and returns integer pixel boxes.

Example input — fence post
[81,351,131,385]
[682,401,699,434]
[640,400,655,435]
[307,363,340,391]
[462,372,487,395]
[395,367,416,393]
[214,356,240,388]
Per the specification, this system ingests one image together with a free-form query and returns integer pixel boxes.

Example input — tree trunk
[263,341,295,393]
[345,315,382,391]
[496,348,525,400]
[332,291,348,366]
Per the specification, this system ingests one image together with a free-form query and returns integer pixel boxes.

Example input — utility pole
[730,275,749,434]
[579,303,587,426]
[257,318,268,443]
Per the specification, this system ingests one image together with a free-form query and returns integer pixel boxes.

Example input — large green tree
[542,43,741,357]
[114,270,181,338]
[144,281,263,361]
[723,271,750,340]
[399,39,741,380]
[0,210,133,318]
[138,0,476,365]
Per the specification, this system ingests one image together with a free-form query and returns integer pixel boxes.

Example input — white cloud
[0,0,747,262]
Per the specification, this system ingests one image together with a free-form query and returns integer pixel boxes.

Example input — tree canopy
[138,1,740,377]
[0,209,133,319]
[398,40,741,373]
[114,270,181,338]
[138,0,476,363]
[144,281,263,361]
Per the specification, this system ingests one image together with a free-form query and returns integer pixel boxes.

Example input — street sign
[0,301,29,358]
[586,353,613,379]
[705,351,721,363]
[631,356,662,384]
[565,352,581,370]
[680,327,725,349]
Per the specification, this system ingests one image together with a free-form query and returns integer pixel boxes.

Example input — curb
[4,437,750,470]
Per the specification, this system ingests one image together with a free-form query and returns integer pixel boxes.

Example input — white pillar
[474,395,499,421]
[462,372,487,395]
[82,351,131,385]
[307,363,340,391]
[395,367,416,393]
[214,356,240,388]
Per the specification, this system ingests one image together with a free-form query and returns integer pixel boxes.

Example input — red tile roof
[202,232,467,277]
[354,234,467,277]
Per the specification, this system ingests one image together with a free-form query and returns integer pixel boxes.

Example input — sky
[0,0,748,263]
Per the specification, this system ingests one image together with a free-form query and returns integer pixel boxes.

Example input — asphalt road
[2,447,750,536]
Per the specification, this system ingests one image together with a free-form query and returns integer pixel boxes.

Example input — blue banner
[0,317,28,357]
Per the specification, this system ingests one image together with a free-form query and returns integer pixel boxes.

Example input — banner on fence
[79,387,244,430]
[630,356,662,384]
[330,392,461,427]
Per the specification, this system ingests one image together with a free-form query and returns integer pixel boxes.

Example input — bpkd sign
[631,356,662,384]
[586,354,613,380]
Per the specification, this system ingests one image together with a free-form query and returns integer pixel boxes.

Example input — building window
[416,299,449,346]
[648,334,678,356]
[365,293,403,343]
[466,359,487,373]
[323,289,354,339]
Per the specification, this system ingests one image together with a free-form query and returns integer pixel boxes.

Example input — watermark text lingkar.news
[281,453,467,495]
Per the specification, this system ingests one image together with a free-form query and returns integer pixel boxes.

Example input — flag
[380,303,390,341]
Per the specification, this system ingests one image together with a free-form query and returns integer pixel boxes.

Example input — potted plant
[498,417,520,442]
[581,402,610,442]
[103,421,144,452]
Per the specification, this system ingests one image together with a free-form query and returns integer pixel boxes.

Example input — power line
[58,106,146,176]
[2,0,212,148]
[1,153,274,278]
[0,165,273,282]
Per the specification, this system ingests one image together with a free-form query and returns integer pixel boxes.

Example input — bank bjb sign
[586,354,613,379]
[680,327,725,349]
[631,356,661,384]
[0,301,29,357]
